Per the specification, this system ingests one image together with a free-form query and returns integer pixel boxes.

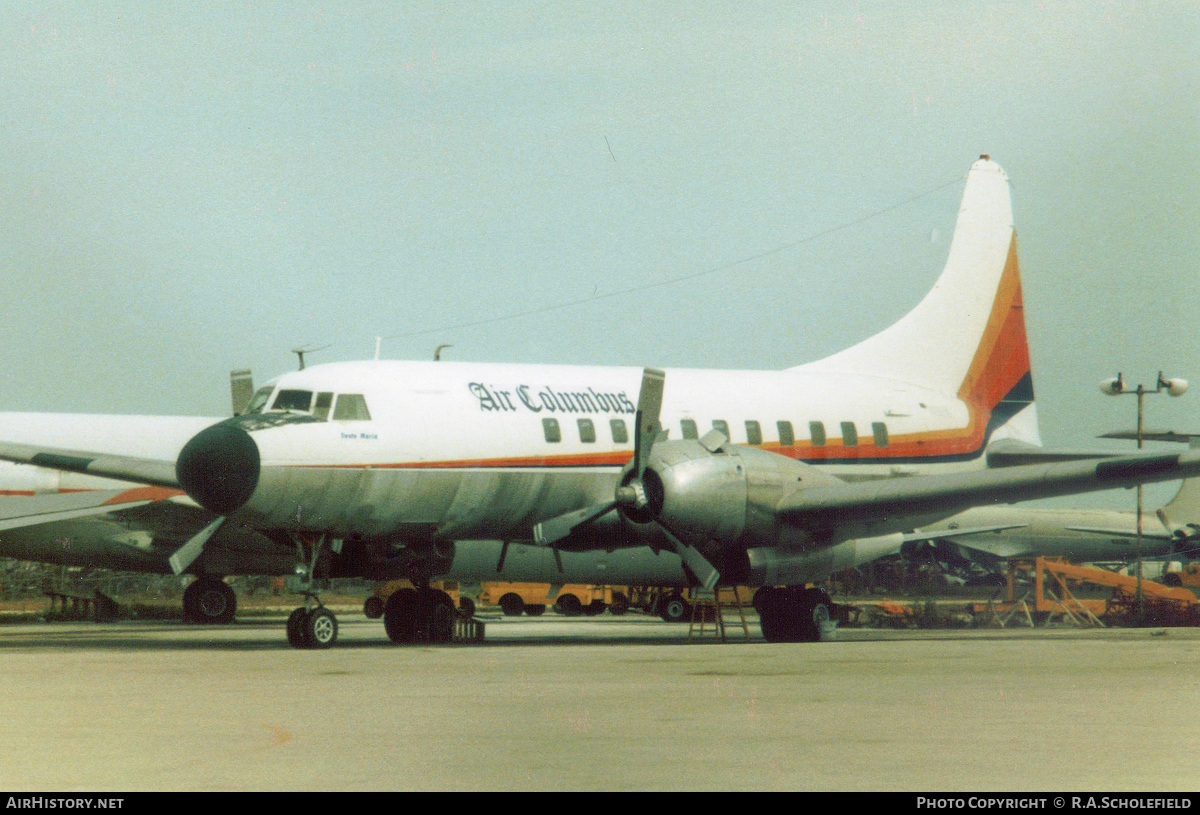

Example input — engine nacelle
[643,439,843,553]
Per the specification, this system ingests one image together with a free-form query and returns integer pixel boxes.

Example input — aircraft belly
[447,541,688,586]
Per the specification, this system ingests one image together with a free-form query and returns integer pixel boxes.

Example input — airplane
[2,155,1200,650]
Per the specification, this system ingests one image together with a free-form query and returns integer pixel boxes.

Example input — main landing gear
[182,577,237,624]
[382,585,456,644]
[754,586,835,643]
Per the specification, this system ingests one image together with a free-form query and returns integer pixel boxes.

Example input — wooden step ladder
[687,586,750,642]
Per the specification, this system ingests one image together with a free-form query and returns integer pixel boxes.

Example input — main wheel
[183,578,237,624]
[796,588,834,643]
[305,608,339,649]
[608,592,630,616]
[419,589,456,644]
[286,607,311,649]
[584,600,607,616]
[363,596,385,619]
[383,588,419,644]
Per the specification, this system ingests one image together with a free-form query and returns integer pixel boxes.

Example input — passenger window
[333,394,372,421]
[809,421,827,446]
[680,419,698,440]
[610,418,629,444]
[246,386,274,414]
[272,389,312,412]
[543,418,561,443]
[712,420,730,440]
[745,420,762,445]
[577,418,596,443]
[841,421,858,447]
[313,392,334,421]
[777,421,794,447]
[872,422,889,447]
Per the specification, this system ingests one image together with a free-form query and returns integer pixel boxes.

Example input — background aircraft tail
[798,156,1040,448]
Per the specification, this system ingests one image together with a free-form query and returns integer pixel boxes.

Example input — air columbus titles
[468,382,636,415]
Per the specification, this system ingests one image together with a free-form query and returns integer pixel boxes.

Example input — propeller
[531,368,722,590]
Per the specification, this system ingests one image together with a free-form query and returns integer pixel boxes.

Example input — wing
[778,452,1200,532]
[0,441,179,488]
[0,486,183,531]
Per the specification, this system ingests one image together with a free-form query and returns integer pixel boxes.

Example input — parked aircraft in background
[1,156,1198,649]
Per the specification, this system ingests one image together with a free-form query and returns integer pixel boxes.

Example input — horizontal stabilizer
[985,438,1114,468]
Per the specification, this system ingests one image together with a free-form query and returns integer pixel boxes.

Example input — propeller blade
[658,523,720,591]
[633,368,666,479]
[168,516,225,575]
[532,501,617,547]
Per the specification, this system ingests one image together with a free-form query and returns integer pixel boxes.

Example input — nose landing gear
[285,533,341,649]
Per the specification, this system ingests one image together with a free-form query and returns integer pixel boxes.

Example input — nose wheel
[286,596,339,649]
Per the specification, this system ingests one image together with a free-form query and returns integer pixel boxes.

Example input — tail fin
[797,156,1039,447]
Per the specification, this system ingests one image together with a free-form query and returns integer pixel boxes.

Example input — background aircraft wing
[0,486,183,531]
[0,441,179,488]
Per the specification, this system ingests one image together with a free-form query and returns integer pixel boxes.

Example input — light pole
[1100,371,1189,625]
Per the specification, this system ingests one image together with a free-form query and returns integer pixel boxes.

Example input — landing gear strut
[755,586,835,643]
[183,577,237,624]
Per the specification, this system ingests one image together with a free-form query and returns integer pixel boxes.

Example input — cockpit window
[333,393,371,421]
[271,390,313,412]
[246,386,274,414]
[313,392,334,421]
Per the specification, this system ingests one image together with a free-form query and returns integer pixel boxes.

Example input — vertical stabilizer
[798,156,1039,447]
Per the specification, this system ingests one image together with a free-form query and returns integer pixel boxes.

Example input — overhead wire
[375,173,965,344]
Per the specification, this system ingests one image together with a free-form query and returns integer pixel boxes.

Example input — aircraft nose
[175,421,261,515]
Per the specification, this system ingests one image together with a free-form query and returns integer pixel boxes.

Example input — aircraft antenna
[291,344,330,371]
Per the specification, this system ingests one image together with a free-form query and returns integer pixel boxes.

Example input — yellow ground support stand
[687,586,750,642]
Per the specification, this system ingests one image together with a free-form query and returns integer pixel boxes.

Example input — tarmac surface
[1,611,1198,791]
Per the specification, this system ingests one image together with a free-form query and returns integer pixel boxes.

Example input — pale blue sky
[0,2,1197,510]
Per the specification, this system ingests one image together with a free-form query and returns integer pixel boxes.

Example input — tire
[659,593,690,623]
[499,593,525,616]
[420,589,455,644]
[608,593,630,616]
[184,578,237,625]
[286,608,311,649]
[524,604,546,616]
[797,588,834,643]
[363,596,385,619]
[584,600,607,616]
[555,593,583,616]
[305,608,339,649]
[383,588,419,644]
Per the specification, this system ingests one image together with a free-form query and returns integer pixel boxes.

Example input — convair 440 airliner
[0,156,1195,648]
